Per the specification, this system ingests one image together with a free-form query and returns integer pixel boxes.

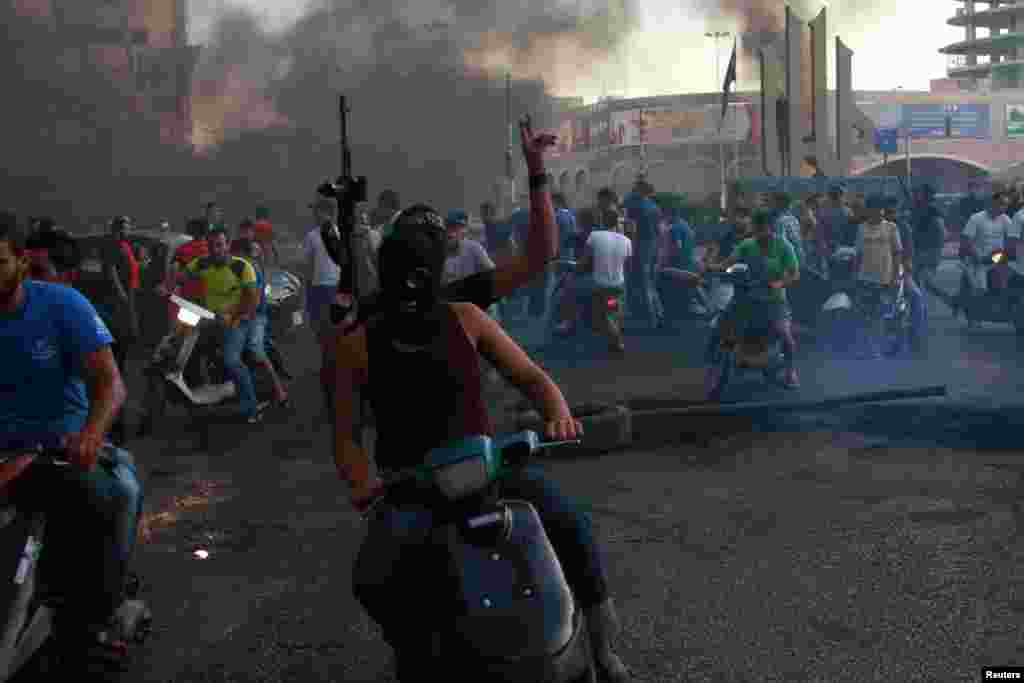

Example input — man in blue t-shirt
[622,179,664,328]
[0,215,143,664]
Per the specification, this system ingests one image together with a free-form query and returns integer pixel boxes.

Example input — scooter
[0,443,151,680]
[139,296,273,436]
[544,260,625,352]
[951,249,1024,334]
[704,263,789,402]
[819,247,913,354]
[362,430,598,683]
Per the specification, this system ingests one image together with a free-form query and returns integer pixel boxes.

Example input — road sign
[875,127,899,154]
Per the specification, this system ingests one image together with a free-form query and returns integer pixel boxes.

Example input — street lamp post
[706,31,731,210]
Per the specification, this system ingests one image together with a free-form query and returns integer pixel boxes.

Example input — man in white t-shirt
[303,198,343,343]
[555,224,632,352]
[960,191,1018,294]
[443,209,495,285]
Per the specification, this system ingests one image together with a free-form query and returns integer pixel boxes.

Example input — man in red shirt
[159,218,210,324]
[252,207,279,266]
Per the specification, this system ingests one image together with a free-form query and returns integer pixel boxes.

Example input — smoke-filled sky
[188,0,960,100]
[0,0,962,227]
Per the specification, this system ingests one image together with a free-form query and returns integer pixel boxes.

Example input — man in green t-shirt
[705,209,801,388]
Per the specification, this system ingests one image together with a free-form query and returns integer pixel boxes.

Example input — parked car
[73,230,305,349]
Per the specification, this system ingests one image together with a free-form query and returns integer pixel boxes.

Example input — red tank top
[366,304,493,471]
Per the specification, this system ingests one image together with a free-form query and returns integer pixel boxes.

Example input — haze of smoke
[194,1,640,218]
[0,5,193,227]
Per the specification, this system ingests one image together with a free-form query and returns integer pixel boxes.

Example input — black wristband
[528,173,549,191]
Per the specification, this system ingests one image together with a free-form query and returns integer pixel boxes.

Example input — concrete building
[10,0,198,146]
[941,0,1024,90]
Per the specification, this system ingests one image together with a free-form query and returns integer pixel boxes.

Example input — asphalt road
[112,258,1024,682]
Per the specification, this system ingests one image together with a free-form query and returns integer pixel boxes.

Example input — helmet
[378,204,447,312]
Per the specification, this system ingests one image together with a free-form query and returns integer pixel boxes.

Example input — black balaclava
[377,204,448,346]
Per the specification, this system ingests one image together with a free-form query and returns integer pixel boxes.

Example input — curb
[514,385,948,458]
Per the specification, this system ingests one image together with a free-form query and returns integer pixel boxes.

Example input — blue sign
[875,127,898,154]
[902,103,990,139]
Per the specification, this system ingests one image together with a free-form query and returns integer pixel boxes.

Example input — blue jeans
[527,266,556,318]
[352,464,610,650]
[223,320,259,416]
[627,240,662,326]
[12,444,143,628]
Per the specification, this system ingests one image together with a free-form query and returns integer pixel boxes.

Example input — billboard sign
[1007,103,1024,138]
[874,127,898,154]
[902,102,990,138]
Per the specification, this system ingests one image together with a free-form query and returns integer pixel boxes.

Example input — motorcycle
[819,247,915,354]
[139,295,274,436]
[362,430,598,683]
[656,267,719,325]
[0,443,151,679]
[952,249,1024,334]
[704,263,789,402]
[544,260,625,352]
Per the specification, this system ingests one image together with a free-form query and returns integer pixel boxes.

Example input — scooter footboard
[439,500,587,681]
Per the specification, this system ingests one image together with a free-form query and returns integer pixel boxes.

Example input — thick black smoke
[195,0,639,228]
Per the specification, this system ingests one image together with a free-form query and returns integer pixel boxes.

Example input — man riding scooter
[704,209,801,389]
[553,212,632,353]
[182,228,266,423]
[0,215,144,668]
[956,190,1019,326]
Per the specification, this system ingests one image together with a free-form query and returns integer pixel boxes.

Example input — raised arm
[487,116,558,300]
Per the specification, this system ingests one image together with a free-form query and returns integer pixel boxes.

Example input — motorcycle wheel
[819,307,857,354]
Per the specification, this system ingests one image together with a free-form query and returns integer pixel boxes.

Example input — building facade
[10,0,198,146]
[941,0,1024,90]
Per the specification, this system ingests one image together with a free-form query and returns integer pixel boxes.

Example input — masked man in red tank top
[333,118,632,683]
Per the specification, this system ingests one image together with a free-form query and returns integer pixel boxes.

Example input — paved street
[115,258,1024,682]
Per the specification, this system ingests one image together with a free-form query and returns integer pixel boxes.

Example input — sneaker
[782,368,800,389]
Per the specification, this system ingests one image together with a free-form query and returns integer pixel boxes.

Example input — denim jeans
[222,320,259,416]
[627,239,662,326]
[352,464,610,650]
[527,266,556,319]
[11,444,143,628]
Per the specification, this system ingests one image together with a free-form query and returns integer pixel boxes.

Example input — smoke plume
[191,0,640,217]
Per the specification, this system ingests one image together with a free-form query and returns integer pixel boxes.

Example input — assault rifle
[317,95,368,324]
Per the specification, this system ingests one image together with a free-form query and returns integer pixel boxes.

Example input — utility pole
[505,71,512,181]
[706,30,731,209]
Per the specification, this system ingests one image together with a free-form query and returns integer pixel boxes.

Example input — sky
[186,1,965,98]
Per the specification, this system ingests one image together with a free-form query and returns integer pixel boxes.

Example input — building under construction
[942,0,1024,90]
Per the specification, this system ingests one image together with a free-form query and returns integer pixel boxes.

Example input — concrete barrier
[514,385,948,458]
